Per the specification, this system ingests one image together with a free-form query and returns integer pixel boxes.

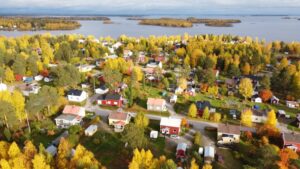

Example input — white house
[67,89,88,103]
[252,96,262,103]
[34,75,44,81]
[85,125,98,136]
[146,61,162,69]
[204,146,215,164]
[217,124,240,144]
[175,87,184,94]
[95,85,109,95]
[147,98,167,112]
[286,101,299,109]
[77,64,96,73]
[251,109,267,123]
[170,95,177,103]
[270,96,280,104]
[0,83,8,91]
[55,105,85,128]
[20,83,41,96]
[112,42,122,49]
[123,50,133,59]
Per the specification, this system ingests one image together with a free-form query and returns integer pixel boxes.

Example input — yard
[213,148,243,169]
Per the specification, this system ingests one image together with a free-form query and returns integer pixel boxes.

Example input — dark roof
[67,89,83,96]
[218,124,240,135]
[283,132,300,143]
[99,84,108,90]
[252,109,267,117]
[98,93,121,100]
[196,101,211,110]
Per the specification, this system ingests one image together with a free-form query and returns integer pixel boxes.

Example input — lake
[0,15,300,42]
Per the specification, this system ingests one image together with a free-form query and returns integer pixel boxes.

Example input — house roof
[68,89,83,96]
[195,101,211,110]
[160,117,181,128]
[108,112,129,121]
[252,109,267,117]
[176,143,187,151]
[218,124,240,135]
[283,132,300,143]
[55,114,81,121]
[63,105,83,116]
[147,98,165,106]
[98,93,121,100]
[204,146,215,158]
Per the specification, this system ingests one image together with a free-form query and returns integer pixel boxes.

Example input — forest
[138,17,242,27]
[0,17,82,31]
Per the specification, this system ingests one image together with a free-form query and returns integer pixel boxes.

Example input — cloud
[1,0,299,14]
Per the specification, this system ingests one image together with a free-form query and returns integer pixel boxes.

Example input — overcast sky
[1,0,300,15]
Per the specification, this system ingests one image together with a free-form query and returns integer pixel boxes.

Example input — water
[0,15,300,42]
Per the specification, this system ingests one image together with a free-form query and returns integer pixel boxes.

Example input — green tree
[134,112,149,129]
[122,123,148,149]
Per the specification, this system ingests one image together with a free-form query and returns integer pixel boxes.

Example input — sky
[0,0,300,15]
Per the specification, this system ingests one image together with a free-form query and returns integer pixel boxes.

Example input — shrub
[68,125,82,135]
[3,128,11,141]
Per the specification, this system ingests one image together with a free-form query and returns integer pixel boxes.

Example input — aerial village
[0,34,300,169]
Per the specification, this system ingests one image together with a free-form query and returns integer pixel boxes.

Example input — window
[107,101,111,104]
[114,101,118,105]
[173,129,177,132]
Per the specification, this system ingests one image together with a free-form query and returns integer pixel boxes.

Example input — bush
[92,138,101,145]
[68,125,82,135]
[3,128,11,141]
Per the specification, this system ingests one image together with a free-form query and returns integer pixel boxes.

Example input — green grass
[31,130,63,147]
[213,148,243,169]
[287,125,300,132]
[81,131,129,169]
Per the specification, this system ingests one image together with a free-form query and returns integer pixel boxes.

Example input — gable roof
[98,93,121,100]
[109,112,129,121]
[68,89,83,96]
[147,98,165,106]
[218,123,240,135]
[283,132,300,143]
[160,117,181,128]
[63,105,83,116]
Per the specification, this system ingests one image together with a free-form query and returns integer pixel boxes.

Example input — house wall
[251,115,266,123]
[284,141,300,152]
[55,119,81,128]
[98,99,122,107]
[160,125,180,135]
[68,92,87,102]
[217,132,240,144]
[147,104,166,112]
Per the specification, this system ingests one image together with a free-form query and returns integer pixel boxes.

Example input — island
[187,17,241,27]
[0,16,111,31]
[139,18,193,27]
[137,17,241,28]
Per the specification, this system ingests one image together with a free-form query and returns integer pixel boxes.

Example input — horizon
[1,0,300,15]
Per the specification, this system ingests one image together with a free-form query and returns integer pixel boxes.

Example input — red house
[160,117,181,135]
[15,74,23,81]
[97,93,122,107]
[176,143,187,158]
[282,132,300,152]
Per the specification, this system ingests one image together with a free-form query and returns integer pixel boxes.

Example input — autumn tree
[70,144,102,169]
[188,103,197,118]
[194,131,202,146]
[259,89,273,102]
[239,78,254,100]
[241,62,251,75]
[278,148,299,169]
[4,67,14,83]
[122,123,148,149]
[241,109,253,127]
[56,138,71,169]
[12,90,25,121]
[190,158,199,169]
[134,112,149,129]
[265,109,277,128]
[178,78,187,90]
[202,107,210,120]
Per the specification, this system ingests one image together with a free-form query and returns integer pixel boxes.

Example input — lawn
[213,148,243,169]
[31,130,64,147]
[81,131,130,169]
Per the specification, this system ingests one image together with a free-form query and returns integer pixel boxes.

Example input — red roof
[63,105,82,116]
